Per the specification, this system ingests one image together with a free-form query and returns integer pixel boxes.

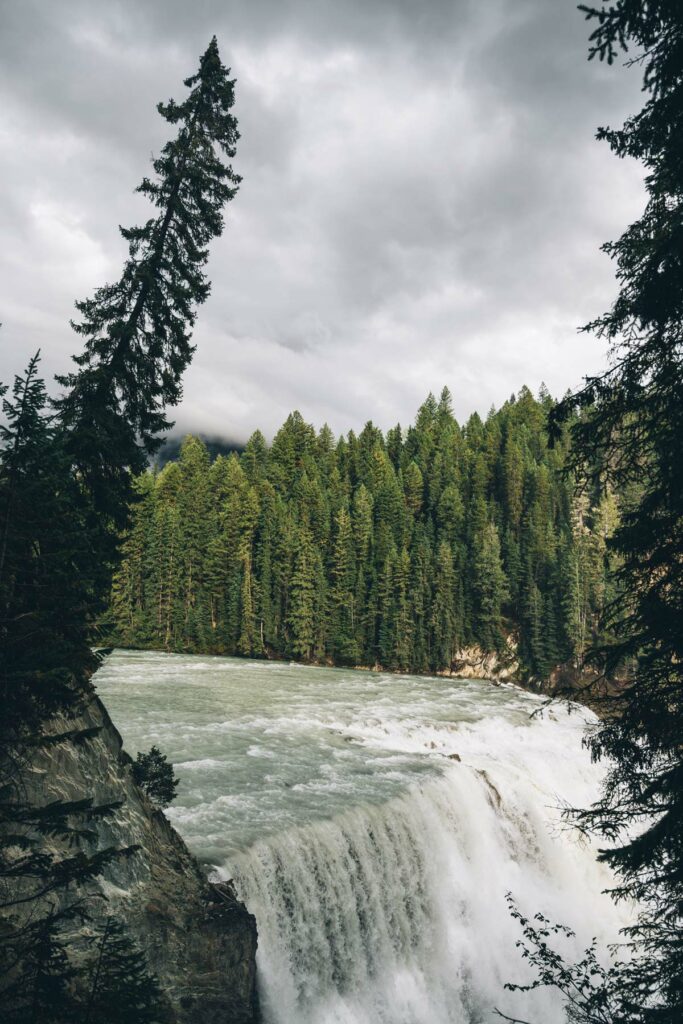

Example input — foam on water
[95,649,630,1024]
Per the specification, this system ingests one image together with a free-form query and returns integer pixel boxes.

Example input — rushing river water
[95,649,629,1024]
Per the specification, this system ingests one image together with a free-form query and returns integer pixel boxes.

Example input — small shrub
[132,746,179,808]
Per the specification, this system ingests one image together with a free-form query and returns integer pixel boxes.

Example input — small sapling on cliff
[132,746,179,808]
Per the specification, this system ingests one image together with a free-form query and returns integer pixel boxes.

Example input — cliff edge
[16,692,258,1024]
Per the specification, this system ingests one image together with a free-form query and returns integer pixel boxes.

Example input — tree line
[108,386,616,680]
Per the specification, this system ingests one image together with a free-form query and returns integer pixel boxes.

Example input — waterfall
[94,651,631,1024]
[228,758,627,1024]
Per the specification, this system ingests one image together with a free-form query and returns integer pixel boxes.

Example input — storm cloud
[0,0,645,441]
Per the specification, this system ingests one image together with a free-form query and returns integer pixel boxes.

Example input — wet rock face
[20,694,258,1024]
[440,642,520,683]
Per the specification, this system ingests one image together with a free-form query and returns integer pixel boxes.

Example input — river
[94,648,629,1024]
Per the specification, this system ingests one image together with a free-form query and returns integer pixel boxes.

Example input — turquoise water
[94,649,546,861]
[95,649,630,1024]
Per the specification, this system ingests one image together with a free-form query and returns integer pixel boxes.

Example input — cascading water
[95,650,632,1024]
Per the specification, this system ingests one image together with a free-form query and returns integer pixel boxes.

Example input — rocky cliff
[438,642,520,683]
[18,692,258,1024]
[438,641,627,708]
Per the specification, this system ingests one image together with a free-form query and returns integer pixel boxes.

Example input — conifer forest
[109,389,615,679]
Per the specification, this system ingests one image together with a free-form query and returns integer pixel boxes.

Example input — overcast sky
[0,0,644,443]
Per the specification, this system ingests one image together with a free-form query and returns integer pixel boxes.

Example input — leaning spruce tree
[56,35,240,562]
[0,37,240,1022]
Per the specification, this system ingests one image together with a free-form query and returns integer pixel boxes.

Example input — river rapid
[94,649,630,1024]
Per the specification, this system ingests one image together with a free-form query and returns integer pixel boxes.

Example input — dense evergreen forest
[108,386,616,679]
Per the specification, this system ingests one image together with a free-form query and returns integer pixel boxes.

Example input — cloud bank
[0,0,645,440]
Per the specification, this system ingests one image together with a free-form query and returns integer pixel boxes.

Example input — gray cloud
[0,0,644,441]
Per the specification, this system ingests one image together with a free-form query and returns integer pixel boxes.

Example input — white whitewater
[95,650,632,1024]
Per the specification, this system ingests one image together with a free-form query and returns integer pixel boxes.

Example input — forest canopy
[107,386,616,681]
